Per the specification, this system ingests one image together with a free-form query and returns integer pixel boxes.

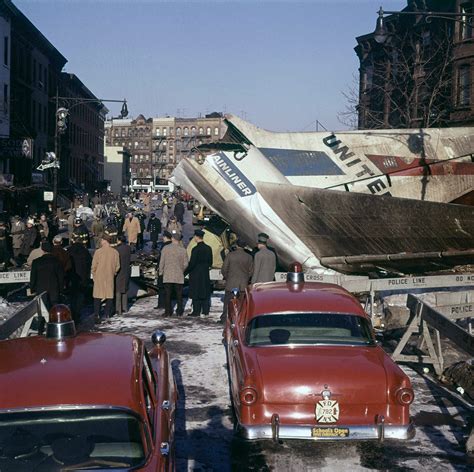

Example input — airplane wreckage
[170,115,474,276]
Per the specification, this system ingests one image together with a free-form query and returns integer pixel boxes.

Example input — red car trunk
[252,345,390,424]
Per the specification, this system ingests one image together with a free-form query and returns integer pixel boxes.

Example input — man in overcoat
[122,212,141,253]
[10,215,24,259]
[67,232,92,322]
[174,199,185,225]
[30,241,64,308]
[114,235,131,316]
[251,233,276,284]
[91,235,120,322]
[158,232,188,316]
[20,219,38,260]
[147,213,162,249]
[91,215,105,250]
[220,238,253,322]
[186,229,213,316]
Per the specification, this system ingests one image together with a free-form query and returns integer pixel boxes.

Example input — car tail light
[240,387,258,405]
[395,388,414,405]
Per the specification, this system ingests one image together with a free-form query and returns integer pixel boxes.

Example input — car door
[227,292,249,419]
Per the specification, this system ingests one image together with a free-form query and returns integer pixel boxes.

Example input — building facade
[59,72,107,196]
[103,145,130,195]
[355,0,474,129]
[105,113,224,191]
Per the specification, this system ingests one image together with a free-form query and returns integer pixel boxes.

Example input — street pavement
[95,291,473,472]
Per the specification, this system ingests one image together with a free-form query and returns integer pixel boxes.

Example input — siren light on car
[286,261,305,284]
[46,304,76,340]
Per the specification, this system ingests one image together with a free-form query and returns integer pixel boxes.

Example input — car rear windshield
[0,409,147,471]
[246,312,375,346]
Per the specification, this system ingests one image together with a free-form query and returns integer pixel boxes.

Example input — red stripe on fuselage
[366,155,474,176]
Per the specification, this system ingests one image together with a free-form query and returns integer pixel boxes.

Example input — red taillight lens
[289,262,303,273]
[240,387,258,405]
[396,388,414,405]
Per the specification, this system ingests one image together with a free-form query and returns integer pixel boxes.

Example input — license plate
[311,427,350,438]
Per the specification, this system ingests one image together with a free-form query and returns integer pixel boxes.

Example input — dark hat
[150,213,155,218]
[163,230,172,239]
[74,217,82,224]
[194,229,205,238]
[41,241,53,252]
[257,232,269,243]
[236,238,246,248]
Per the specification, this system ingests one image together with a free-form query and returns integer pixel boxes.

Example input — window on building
[191,126,196,136]
[214,127,219,136]
[184,127,189,136]
[461,3,473,40]
[145,154,149,161]
[3,36,8,66]
[206,127,211,135]
[199,127,203,135]
[458,64,471,106]
[176,127,181,136]
[163,127,167,136]
[155,128,160,136]
[134,141,138,148]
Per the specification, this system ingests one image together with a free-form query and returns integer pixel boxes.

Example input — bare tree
[346,21,455,130]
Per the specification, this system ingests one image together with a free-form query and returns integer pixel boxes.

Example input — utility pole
[53,88,59,213]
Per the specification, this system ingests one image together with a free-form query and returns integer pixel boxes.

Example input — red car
[0,305,177,471]
[224,264,415,441]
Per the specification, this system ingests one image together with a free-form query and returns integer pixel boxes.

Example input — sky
[15,0,407,131]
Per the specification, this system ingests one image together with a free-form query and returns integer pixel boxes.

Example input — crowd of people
[0,189,278,324]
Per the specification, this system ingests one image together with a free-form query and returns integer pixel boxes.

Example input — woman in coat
[20,220,38,258]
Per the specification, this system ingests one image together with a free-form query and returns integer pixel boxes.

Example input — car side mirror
[152,330,166,346]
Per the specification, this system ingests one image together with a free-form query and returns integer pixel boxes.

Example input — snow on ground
[92,293,473,472]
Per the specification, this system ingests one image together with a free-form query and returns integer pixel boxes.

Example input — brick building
[105,113,224,191]
[355,0,474,129]
[58,73,108,195]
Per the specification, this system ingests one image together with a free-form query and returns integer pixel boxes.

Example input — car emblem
[315,385,340,423]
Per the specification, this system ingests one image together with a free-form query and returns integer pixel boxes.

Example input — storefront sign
[0,138,33,158]
[43,191,54,201]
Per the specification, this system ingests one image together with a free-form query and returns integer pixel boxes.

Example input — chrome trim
[286,272,305,284]
[271,413,280,442]
[160,441,170,456]
[45,320,76,340]
[376,414,385,442]
[151,330,166,346]
[238,422,415,441]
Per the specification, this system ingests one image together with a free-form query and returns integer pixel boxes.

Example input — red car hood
[253,345,388,405]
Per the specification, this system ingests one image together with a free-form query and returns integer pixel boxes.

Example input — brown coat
[158,242,188,284]
[122,216,141,244]
[91,245,120,299]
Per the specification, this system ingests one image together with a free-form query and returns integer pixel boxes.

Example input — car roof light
[46,304,76,340]
[287,261,305,284]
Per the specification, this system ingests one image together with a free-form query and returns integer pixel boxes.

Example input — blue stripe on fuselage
[259,148,345,176]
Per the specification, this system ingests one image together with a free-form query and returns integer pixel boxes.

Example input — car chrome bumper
[238,421,415,441]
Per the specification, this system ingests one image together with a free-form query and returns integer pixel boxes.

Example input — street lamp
[373,5,474,44]
[49,96,128,212]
